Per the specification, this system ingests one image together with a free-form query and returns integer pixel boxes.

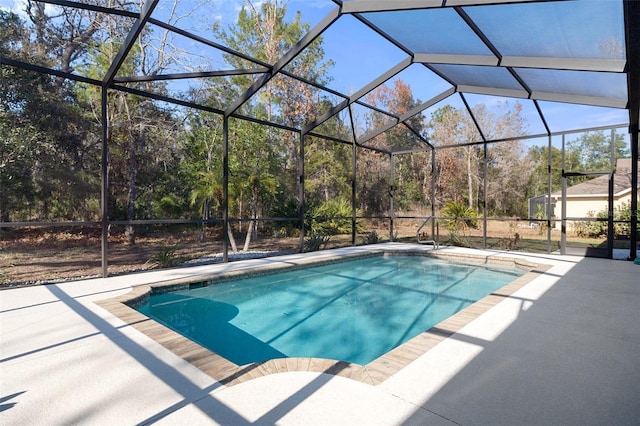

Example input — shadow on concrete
[44,284,350,424]
[401,257,640,425]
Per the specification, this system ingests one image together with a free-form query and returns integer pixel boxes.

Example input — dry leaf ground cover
[0,221,615,287]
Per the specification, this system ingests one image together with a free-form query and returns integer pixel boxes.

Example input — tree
[359,80,428,215]
[1,10,101,222]
[72,0,203,243]
[228,119,280,251]
[525,131,629,203]
[428,102,528,216]
[427,105,469,209]
[566,131,628,171]
[525,145,563,199]
[25,0,121,77]
[305,138,351,205]
[214,0,334,220]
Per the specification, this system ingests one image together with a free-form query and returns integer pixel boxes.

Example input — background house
[529,159,639,231]
[558,158,638,224]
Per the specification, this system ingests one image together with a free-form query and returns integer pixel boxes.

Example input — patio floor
[1,244,639,425]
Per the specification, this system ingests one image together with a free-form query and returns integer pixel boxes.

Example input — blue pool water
[137,255,524,365]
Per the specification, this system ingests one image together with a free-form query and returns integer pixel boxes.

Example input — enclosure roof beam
[342,0,441,13]
[303,99,349,135]
[413,53,498,67]
[102,0,160,87]
[392,148,432,155]
[416,53,626,74]
[354,99,401,119]
[307,97,401,137]
[530,92,628,109]
[356,142,392,155]
[224,6,341,118]
[533,100,551,136]
[460,92,487,142]
[111,84,301,133]
[429,122,627,149]
[0,55,101,86]
[0,54,337,137]
[350,57,414,102]
[501,57,626,73]
[147,18,349,102]
[341,0,563,13]
[32,0,138,18]
[303,55,413,134]
[110,84,224,115]
[455,85,529,99]
[299,56,414,135]
[357,87,455,146]
[403,121,435,149]
[307,131,358,148]
[148,19,270,69]
[114,68,270,83]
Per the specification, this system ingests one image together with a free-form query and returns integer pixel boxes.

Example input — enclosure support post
[431,148,436,239]
[351,138,357,246]
[482,143,488,249]
[630,125,638,261]
[607,128,616,259]
[389,153,395,242]
[348,105,358,246]
[624,0,639,261]
[547,135,553,254]
[100,87,109,278]
[222,115,229,263]
[561,134,566,255]
[298,131,305,252]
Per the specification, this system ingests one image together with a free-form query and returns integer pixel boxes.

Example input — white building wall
[555,192,633,231]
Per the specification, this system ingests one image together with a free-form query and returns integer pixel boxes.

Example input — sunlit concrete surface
[1,244,639,425]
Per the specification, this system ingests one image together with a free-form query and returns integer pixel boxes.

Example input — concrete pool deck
[1,243,639,425]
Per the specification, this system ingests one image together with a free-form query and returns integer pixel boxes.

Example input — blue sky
[261,1,629,135]
[1,0,630,137]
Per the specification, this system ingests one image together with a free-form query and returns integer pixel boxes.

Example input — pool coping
[97,248,551,387]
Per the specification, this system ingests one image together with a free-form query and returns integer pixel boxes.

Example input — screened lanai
[0,0,638,282]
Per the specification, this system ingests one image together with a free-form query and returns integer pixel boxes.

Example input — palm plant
[442,201,478,246]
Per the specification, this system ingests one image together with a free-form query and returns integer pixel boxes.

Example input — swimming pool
[136,254,525,365]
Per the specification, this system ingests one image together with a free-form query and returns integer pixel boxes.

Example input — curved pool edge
[97,248,551,388]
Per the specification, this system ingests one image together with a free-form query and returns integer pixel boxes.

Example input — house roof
[555,158,639,197]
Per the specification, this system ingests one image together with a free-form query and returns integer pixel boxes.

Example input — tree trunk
[124,101,137,245]
[243,193,259,252]
[227,223,238,253]
[200,199,208,242]
[243,216,254,252]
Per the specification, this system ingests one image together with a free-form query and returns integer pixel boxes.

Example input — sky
[0,0,631,139]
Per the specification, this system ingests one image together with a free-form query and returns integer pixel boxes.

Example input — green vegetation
[149,244,182,268]
[1,2,631,257]
[441,201,479,247]
[362,230,380,245]
[303,232,331,252]
[575,202,633,238]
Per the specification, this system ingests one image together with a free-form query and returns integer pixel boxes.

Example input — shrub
[308,199,363,235]
[149,244,181,268]
[362,230,380,245]
[304,232,330,252]
[441,201,479,232]
[576,202,632,238]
